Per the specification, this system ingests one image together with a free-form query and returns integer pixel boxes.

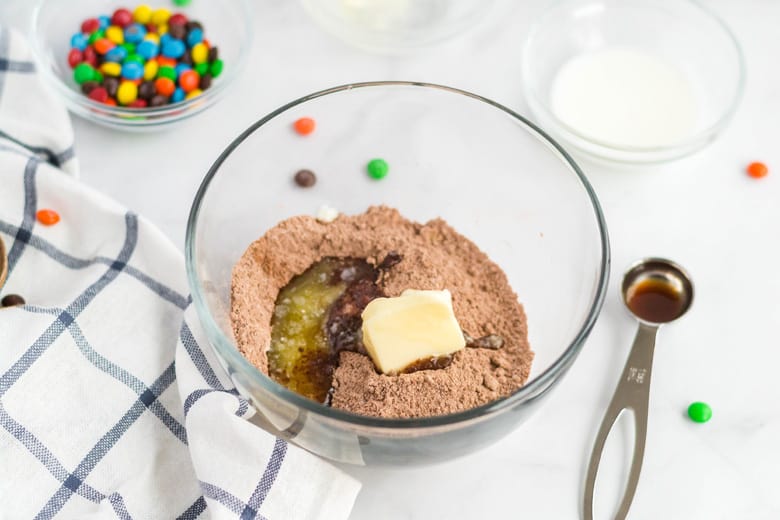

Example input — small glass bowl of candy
[30,0,252,130]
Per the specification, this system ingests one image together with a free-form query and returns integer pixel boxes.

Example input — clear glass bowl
[186,82,610,466]
[301,0,495,54]
[522,0,745,165]
[30,0,252,131]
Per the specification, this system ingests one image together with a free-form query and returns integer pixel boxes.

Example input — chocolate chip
[207,46,219,62]
[169,23,186,40]
[199,73,212,90]
[81,81,99,95]
[465,333,504,350]
[377,251,402,270]
[1,294,25,307]
[103,77,119,97]
[294,169,316,188]
[138,81,156,100]
[149,95,168,107]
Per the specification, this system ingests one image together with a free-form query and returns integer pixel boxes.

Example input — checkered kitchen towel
[0,27,360,519]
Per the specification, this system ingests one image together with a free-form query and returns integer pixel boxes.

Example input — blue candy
[121,61,143,80]
[171,87,185,103]
[159,33,173,46]
[136,40,159,60]
[124,23,147,44]
[98,15,111,30]
[161,39,185,59]
[186,28,203,47]
[70,33,88,51]
[175,63,191,78]
[103,46,128,63]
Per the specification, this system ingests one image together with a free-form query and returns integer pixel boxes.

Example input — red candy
[83,46,97,66]
[88,87,108,102]
[178,70,199,92]
[129,99,148,108]
[169,13,188,26]
[81,18,100,33]
[111,8,133,28]
[67,48,83,68]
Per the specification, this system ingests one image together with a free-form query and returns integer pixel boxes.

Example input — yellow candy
[106,25,124,45]
[185,89,202,100]
[100,62,121,77]
[143,33,160,45]
[157,24,168,35]
[151,8,171,26]
[191,43,208,64]
[133,4,152,24]
[143,60,158,81]
[117,81,138,105]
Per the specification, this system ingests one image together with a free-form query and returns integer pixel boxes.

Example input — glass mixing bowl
[186,82,610,466]
[522,0,745,165]
[30,0,251,131]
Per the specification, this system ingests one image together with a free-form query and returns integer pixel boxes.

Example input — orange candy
[293,117,316,136]
[178,69,199,93]
[36,209,60,226]
[104,98,117,106]
[155,77,175,97]
[156,56,176,68]
[747,161,769,179]
[93,38,116,55]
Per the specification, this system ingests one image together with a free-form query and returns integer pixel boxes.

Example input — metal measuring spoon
[583,258,693,520]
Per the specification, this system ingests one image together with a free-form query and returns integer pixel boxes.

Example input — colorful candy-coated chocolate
[367,158,389,179]
[67,48,83,68]
[191,42,208,64]
[83,46,97,65]
[185,88,202,100]
[687,402,712,423]
[194,62,208,76]
[133,5,152,24]
[157,66,176,80]
[171,87,185,103]
[103,46,127,63]
[87,86,108,103]
[154,77,175,97]
[210,59,223,78]
[125,53,145,65]
[173,0,192,6]
[151,8,171,26]
[175,63,191,77]
[98,15,111,29]
[87,30,104,45]
[111,8,134,28]
[161,39,185,59]
[143,60,158,80]
[124,23,146,44]
[186,28,203,47]
[81,18,100,34]
[293,117,316,136]
[106,25,125,44]
[71,33,88,51]
[93,38,115,55]
[117,80,138,105]
[36,209,60,226]
[136,40,158,60]
[121,42,136,53]
[129,99,148,108]
[100,62,121,77]
[73,63,95,84]
[169,13,188,26]
[122,61,143,80]
[178,69,199,92]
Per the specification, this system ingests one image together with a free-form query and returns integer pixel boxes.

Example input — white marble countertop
[3,1,779,518]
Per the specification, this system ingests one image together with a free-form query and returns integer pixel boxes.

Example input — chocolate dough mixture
[231,206,533,419]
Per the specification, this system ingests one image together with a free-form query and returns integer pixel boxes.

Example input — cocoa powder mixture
[231,206,533,419]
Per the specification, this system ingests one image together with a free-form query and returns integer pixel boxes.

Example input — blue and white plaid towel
[0,27,360,519]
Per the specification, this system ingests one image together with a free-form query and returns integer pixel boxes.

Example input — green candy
[121,42,136,53]
[173,0,192,5]
[367,158,389,180]
[125,54,144,65]
[158,66,177,80]
[209,59,223,78]
[93,70,104,83]
[88,30,104,45]
[687,402,712,423]
[73,62,95,85]
[194,62,208,76]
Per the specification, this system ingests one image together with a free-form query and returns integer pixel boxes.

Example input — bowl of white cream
[522,0,745,165]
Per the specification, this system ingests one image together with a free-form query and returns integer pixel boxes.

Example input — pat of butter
[361,289,465,374]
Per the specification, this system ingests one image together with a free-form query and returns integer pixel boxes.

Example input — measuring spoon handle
[583,322,658,520]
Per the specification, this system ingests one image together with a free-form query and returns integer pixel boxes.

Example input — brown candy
[199,73,212,90]
[180,52,193,66]
[103,77,119,98]
[168,23,186,40]
[207,46,219,62]
[138,81,156,100]
[186,21,203,32]
[1,294,25,307]
[293,169,316,188]
[149,95,168,107]
[81,81,99,94]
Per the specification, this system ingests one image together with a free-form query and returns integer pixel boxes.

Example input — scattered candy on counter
[294,169,317,188]
[746,161,769,179]
[293,117,316,136]
[68,5,224,107]
[367,158,389,180]
[1,294,26,307]
[36,209,61,226]
[687,401,712,423]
